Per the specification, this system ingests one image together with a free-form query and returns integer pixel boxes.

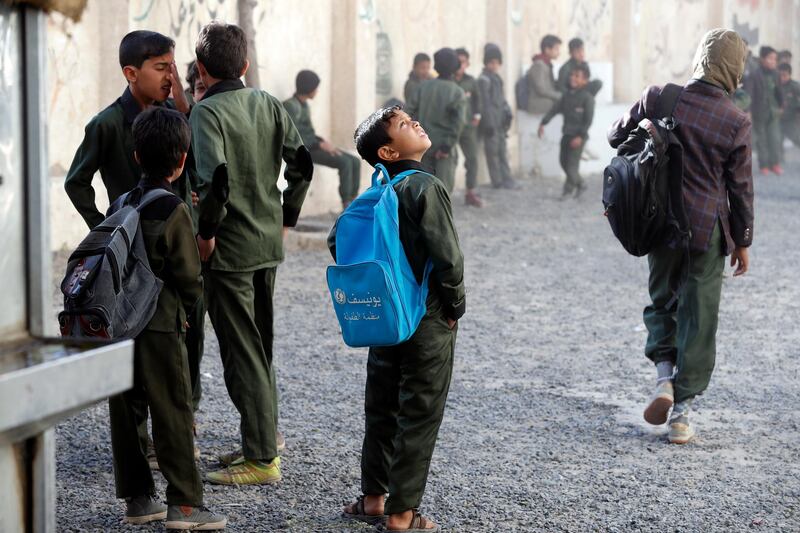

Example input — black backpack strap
[134,188,175,211]
[655,83,683,121]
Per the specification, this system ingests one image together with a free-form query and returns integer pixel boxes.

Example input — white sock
[656,361,674,383]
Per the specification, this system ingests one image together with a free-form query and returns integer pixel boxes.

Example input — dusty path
[56,153,800,532]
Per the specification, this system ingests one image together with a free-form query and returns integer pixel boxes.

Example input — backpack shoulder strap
[655,83,683,120]
[134,188,175,212]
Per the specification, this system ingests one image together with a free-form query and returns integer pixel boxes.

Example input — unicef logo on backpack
[334,288,346,305]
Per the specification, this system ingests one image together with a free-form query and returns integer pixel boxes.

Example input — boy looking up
[404,52,432,103]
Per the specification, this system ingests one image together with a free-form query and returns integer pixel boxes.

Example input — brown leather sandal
[342,495,386,525]
[378,509,441,532]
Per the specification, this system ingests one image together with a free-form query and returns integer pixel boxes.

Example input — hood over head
[691,28,747,94]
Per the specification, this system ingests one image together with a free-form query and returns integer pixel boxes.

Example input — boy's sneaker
[771,165,784,175]
[643,380,674,425]
[124,494,167,524]
[206,457,281,485]
[165,505,227,530]
[465,190,484,208]
[668,411,695,444]
[218,432,285,466]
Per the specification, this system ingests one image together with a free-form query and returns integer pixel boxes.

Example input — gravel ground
[55,151,800,532]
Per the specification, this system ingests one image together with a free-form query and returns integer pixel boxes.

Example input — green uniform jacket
[404,73,425,104]
[456,73,482,126]
[781,79,800,122]
[190,79,313,272]
[541,86,595,139]
[328,160,466,320]
[64,88,190,229]
[406,78,467,153]
[478,69,513,135]
[282,95,321,149]
[108,179,203,333]
[556,58,578,92]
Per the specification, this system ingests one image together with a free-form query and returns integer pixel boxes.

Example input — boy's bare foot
[386,509,440,531]
[342,494,385,524]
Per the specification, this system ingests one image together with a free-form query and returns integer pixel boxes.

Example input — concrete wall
[46,0,798,250]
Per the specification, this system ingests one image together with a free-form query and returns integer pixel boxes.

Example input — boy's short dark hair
[572,63,591,79]
[777,49,792,61]
[196,21,247,80]
[540,34,562,53]
[119,30,175,69]
[354,105,402,167]
[759,45,777,59]
[455,47,469,59]
[778,62,792,74]
[132,107,191,180]
[568,38,584,53]
[413,53,431,66]
[186,60,199,88]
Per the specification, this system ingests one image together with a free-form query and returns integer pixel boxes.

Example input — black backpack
[602,84,690,257]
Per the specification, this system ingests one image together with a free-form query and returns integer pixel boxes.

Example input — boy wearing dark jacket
[335,106,465,533]
[478,43,517,189]
[106,107,225,530]
[745,46,784,174]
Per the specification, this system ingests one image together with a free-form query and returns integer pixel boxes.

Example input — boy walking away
[108,107,226,530]
[404,53,432,103]
[538,63,595,198]
[478,43,518,190]
[337,105,465,533]
[406,48,467,193]
[608,29,753,444]
[556,38,603,96]
[745,46,784,175]
[454,47,484,207]
[284,70,362,209]
[64,30,198,469]
[778,63,800,150]
[190,22,313,485]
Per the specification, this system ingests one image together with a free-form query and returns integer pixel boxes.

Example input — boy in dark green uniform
[406,47,467,193]
[778,63,800,149]
[403,52,432,103]
[337,105,465,533]
[63,30,203,467]
[478,43,517,189]
[107,107,226,530]
[745,46,784,174]
[538,64,594,198]
[556,38,603,96]
[284,70,361,209]
[190,22,312,485]
[455,47,484,208]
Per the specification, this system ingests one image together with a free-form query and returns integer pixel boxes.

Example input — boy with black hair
[479,43,517,189]
[406,47,467,193]
[185,60,207,104]
[404,52,432,103]
[778,62,800,149]
[538,63,594,198]
[522,34,562,179]
[454,47,484,207]
[284,69,362,209]
[64,29,198,470]
[745,45,784,174]
[557,37,603,96]
[107,107,226,530]
[336,105,465,533]
[190,21,313,485]
[777,49,792,66]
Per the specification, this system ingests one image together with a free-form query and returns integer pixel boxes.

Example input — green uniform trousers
[421,149,459,193]
[310,147,361,205]
[361,313,457,515]
[753,116,782,169]
[559,135,585,194]
[458,126,480,190]
[205,267,279,461]
[782,119,800,149]
[644,223,725,404]
[185,296,206,412]
[482,131,512,188]
[109,330,203,506]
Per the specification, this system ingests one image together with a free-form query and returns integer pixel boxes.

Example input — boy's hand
[196,235,216,262]
[170,62,190,114]
[471,115,481,127]
[434,149,450,160]
[282,226,289,240]
[569,136,584,149]
[191,191,199,207]
[447,318,457,330]
[731,246,749,276]
[319,140,341,156]
[537,125,545,138]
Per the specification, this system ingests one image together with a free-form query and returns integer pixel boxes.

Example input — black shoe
[574,185,587,198]
[502,179,521,190]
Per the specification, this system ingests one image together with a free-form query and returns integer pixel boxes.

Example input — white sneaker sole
[165,518,227,530]
[124,510,167,524]
[644,394,674,425]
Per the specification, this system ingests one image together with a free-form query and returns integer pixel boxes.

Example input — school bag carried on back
[601,83,690,257]
[515,74,529,112]
[327,164,433,348]
[58,188,172,340]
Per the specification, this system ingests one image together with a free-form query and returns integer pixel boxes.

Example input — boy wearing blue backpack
[334,105,465,533]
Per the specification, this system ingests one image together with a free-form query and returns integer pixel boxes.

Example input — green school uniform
[456,73,482,190]
[328,159,465,515]
[406,78,467,192]
[190,79,312,461]
[556,57,603,96]
[542,85,595,194]
[781,79,800,147]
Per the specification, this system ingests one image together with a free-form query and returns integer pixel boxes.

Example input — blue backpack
[327,164,432,348]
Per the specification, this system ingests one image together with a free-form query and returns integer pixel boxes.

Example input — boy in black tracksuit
[538,63,595,198]
[334,106,465,533]
[106,107,225,530]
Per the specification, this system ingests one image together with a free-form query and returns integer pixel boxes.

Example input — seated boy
[538,63,595,198]
[106,107,225,530]
[335,105,466,532]
[283,70,361,209]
